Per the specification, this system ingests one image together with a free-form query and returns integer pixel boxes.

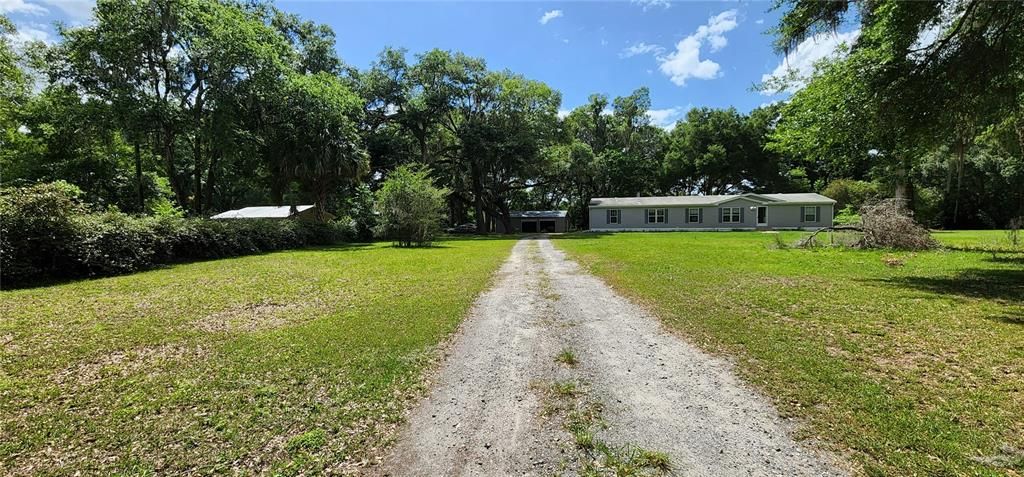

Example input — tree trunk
[192,82,205,215]
[135,142,144,212]
[193,138,203,214]
[161,124,187,209]
[471,161,486,233]
[204,150,219,212]
[418,129,429,164]
[496,202,513,234]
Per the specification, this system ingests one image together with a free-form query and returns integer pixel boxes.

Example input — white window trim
[647,208,666,224]
[802,206,818,222]
[722,207,741,223]
[688,208,700,223]
[608,209,620,224]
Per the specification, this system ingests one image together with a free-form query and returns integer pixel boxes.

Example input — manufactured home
[588,193,835,231]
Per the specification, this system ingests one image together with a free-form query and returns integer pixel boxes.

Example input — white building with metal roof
[210,205,331,221]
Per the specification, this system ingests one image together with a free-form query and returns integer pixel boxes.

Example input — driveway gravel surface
[375,237,846,476]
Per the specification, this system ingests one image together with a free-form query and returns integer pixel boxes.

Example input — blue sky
[2,0,857,129]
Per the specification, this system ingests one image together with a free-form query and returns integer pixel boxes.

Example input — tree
[55,0,294,214]
[268,73,369,222]
[664,106,788,195]
[771,0,1024,220]
[374,164,448,247]
[1,16,29,135]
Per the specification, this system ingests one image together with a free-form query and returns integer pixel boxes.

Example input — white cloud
[657,9,738,86]
[0,0,48,15]
[646,107,685,130]
[755,18,764,25]
[7,23,52,45]
[37,0,93,22]
[557,109,571,119]
[619,42,663,59]
[632,0,671,11]
[760,29,859,94]
[539,9,563,25]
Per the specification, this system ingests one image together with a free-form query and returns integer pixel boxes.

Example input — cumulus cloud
[0,0,48,15]
[38,0,93,22]
[539,9,563,25]
[632,0,671,11]
[760,29,859,94]
[619,42,664,59]
[657,9,738,86]
[646,107,685,130]
[7,22,52,45]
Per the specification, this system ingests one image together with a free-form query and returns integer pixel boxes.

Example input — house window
[721,207,741,223]
[688,208,700,223]
[802,206,818,222]
[646,208,666,224]
[607,209,620,224]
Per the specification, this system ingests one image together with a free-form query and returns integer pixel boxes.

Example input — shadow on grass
[436,232,612,241]
[548,231,614,240]
[985,255,1024,266]
[871,268,1024,305]
[1,242,376,291]
[985,314,1024,326]
[437,233,525,242]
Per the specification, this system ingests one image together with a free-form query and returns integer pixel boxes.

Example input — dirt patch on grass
[196,300,308,333]
[54,343,209,388]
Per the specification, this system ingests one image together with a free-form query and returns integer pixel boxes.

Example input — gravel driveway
[374,237,846,476]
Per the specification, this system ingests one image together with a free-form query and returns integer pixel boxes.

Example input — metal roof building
[210,205,329,221]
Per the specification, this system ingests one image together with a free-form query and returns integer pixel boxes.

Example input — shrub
[348,183,377,242]
[833,205,862,226]
[374,165,448,247]
[0,182,352,287]
[0,181,86,282]
[73,211,160,275]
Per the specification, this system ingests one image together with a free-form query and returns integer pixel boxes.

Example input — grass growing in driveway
[0,238,514,475]
[554,231,1023,476]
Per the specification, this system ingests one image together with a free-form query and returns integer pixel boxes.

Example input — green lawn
[931,229,1020,250]
[0,238,515,475]
[554,231,1023,476]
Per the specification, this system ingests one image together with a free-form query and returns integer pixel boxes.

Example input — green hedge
[1,182,352,287]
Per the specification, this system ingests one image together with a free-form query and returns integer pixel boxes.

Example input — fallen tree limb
[797,225,863,248]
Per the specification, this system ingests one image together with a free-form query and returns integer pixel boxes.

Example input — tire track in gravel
[374,237,847,476]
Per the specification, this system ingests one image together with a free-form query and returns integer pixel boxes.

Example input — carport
[496,210,568,234]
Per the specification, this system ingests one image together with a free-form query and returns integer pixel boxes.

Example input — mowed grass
[554,231,1024,476]
[0,238,515,475]
[932,229,1021,250]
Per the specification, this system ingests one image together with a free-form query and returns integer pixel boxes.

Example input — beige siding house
[588,193,835,231]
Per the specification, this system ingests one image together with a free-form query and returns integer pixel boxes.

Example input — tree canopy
[2,0,1021,231]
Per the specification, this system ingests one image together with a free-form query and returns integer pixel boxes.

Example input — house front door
[757,206,767,226]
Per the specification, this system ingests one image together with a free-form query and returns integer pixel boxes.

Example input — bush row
[1,182,352,287]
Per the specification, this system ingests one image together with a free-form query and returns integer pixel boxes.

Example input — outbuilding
[588,193,835,231]
[496,210,569,233]
[210,205,333,221]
